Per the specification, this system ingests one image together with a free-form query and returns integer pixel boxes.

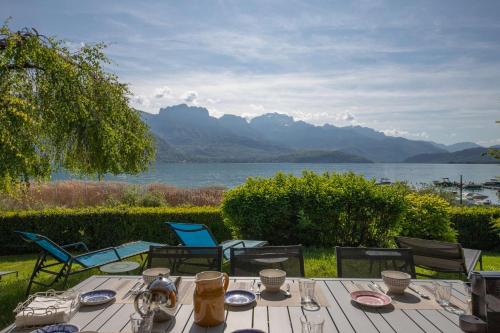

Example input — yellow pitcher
[193,271,229,327]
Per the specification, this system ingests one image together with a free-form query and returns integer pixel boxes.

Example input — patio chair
[230,245,305,277]
[147,245,223,275]
[16,231,163,295]
[396,236,483,279]
[165,222,267,260]
[336,247,416,278]
[0,270,18,281]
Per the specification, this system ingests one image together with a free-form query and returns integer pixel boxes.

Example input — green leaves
[0,24,155,190]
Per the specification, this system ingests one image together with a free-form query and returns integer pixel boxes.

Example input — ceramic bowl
[142,267,170,285]
[259,269,286,292]
[381,270,411,294]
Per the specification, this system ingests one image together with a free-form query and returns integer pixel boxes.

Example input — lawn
[1,249,500,328]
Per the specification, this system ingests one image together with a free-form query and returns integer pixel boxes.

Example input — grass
[1,249,500,328]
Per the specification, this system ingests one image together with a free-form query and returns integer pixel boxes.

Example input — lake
[56,162,499,203]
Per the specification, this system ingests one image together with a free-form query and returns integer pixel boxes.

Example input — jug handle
[134,291,148,316]
[168,289,177,308]
[222,272,229,292]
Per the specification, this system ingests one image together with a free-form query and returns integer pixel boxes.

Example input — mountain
[404,147,498,164]
[430,141,483,152]
[140,104,453,163]
[246,113,445,162]
[264,150,372,163]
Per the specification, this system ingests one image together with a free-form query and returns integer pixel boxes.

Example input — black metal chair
[396,236,483,279]
[230,245,305,277]
[147,245,223,275]
[336,247,416,278]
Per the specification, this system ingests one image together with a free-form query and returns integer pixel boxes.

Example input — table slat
[252,306,268,332]
[402,310,441,333]
[418,310,463,333]
[267,307,292,333]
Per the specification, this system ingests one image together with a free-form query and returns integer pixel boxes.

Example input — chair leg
[479,255,483,270]
[26,254,45,296]
[62,264,72,289]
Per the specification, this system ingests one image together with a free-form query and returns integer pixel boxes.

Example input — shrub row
[0,206,226,255]
[450,206,500,250]
[222,171,407,248]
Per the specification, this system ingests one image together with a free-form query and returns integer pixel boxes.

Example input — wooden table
[2,276,469,333]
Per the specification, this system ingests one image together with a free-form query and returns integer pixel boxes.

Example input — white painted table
[1,275,469,333]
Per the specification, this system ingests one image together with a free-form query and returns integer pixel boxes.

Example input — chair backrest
[16,231,71,263]
[230,245,305,277]
[165,222,217,247]
[147,245,223,275]
[336,247,416,278]
[396,236,465,273]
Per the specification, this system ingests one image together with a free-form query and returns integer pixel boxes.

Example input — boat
[376,178,392,185]
[433,178,454,187]
[483,178,500,190]
[474,199,491,206]
[463,182,483,190]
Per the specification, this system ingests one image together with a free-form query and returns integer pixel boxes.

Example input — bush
[0,206,226,255]
[399,193,456,242]
[450,206,500,250]
[222,171,407,247]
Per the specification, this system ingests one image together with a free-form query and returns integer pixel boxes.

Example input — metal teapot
[134,274,181,322]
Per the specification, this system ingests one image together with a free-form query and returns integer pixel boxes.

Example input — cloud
[338,111,355,122]
[382,129,429,139]
[130,95,149,108]
[154,86,173,99]
[181,91,198,104]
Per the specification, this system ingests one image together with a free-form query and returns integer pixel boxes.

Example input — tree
[0,23,155,191]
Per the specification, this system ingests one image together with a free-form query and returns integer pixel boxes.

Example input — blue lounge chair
[165,222,267,260]
[16,231,163,295]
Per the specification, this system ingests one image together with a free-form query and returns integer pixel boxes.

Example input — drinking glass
[300,315,324,333]
[433,281,452,306]
[130,312,154,333]
[299,279,317,310]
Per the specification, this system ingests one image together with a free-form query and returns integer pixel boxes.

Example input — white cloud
[382,129,429,139]
[154,86,173,99]
[130,95,150,108]
[181,91,198,104]
[337,111,355,122]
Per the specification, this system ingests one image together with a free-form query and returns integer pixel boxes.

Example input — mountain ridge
[139,104,486,163]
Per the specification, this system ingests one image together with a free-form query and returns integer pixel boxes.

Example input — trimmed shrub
[222,171,407,247]
[399,193,456,242]
[450,206,500,250]
[0,206,225,255]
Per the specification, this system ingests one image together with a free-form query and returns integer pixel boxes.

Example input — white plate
[80,289,116,306]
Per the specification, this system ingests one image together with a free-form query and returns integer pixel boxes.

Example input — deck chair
[396,236,483,279]
[165,222,267,260]
[230,245,305,277]
[17,231,163,295]
[336,247,416,278]
[147,245,223,275]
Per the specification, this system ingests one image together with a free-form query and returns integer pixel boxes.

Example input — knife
[408,284,430,299]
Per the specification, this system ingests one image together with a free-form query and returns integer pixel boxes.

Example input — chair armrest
[75,247,122,261]
[221,240,245,249]
[62,242,89,252]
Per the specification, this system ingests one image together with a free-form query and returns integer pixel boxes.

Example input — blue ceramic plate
[232,330,265,333]
[80,289,116,306]
[31,324,79,333]
[225,289,256,306]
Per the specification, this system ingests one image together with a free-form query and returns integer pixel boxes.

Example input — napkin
[15,295,78,328]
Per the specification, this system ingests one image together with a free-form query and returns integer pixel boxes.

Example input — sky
[3,0,500,145]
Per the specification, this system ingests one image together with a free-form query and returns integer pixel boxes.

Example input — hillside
[404,147,499,164]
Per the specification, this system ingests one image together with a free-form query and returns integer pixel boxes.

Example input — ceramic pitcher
[193,271,229,327]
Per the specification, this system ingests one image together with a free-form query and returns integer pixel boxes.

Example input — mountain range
[139,104,492,163]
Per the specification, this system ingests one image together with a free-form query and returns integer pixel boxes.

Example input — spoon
[256,282,262,299]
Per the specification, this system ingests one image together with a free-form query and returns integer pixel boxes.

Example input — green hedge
[0,206,226,255]
[222,171,407,248]
[450,206,500,250]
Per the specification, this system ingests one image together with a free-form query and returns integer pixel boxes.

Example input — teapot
[134,274,181,322]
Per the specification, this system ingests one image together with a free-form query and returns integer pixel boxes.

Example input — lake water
[56,163,499,203]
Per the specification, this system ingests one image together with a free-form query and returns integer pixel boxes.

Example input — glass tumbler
[299,279,317,310]
[130,312,154,333]
[433,281,452,306]
[300,315,324,333]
